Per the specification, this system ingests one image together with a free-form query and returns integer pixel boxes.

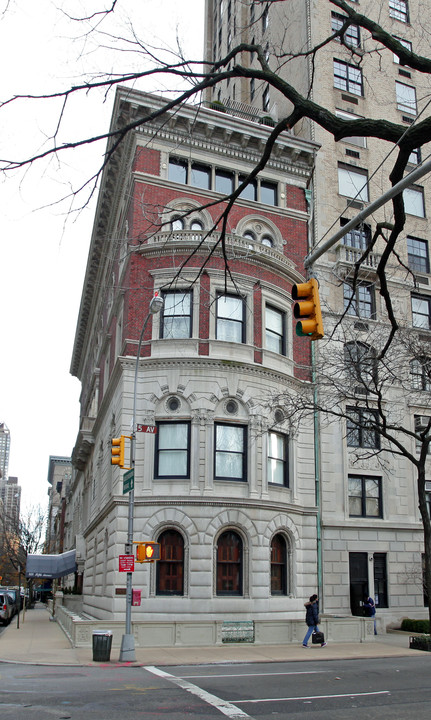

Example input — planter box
[409,635,431,651]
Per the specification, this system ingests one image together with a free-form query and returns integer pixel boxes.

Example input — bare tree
[0,504,46,597]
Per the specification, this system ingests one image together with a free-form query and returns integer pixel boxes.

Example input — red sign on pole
[136,424,157,433]
[119,555,135,572]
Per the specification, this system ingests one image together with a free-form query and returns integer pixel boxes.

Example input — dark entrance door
[349,552,369,616]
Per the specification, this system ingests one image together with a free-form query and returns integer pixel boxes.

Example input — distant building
[0,422,11,482]
[45,456,72,555]
[0,476,21,530]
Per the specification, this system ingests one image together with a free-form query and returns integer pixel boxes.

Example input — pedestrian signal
[135,541,161,563]
[292,278,324,340]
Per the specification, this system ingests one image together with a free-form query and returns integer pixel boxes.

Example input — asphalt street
[1,655,431,720]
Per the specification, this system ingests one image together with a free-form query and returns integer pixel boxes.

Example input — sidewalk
[0,603,427,667]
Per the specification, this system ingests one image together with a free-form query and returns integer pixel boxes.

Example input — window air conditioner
[425,481,431,492]
[415,415,430,429]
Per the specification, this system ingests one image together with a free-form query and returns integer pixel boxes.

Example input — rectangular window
[335,109,367,147]
[374,553,388,608]
[412,295,431,329]
[155,422,190,478]
[267,432,289,486]
[333,59,363,96]
[396,81,417,114]
[161,291,192,339]
[169,157,188,184]
[393,36,412,63]
[403,186,425,217]
[215,423,247,481]
[389,0,409,23]
[250,77,255,101]
[190,162,211,189]
[346,408,380,449]
[239,175,258,201]
[216,294,245,343]
[344,282,376,319]
[215,169,234,195]
[265,305,286,355]
[331,12,360,47]
[260,180,277,206]
[338,164,369,201]
[407,237,430,274]
[410,359,431,391]
[348,475,382,518]
[341,219,371,249]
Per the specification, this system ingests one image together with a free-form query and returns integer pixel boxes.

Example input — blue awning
[26,550,77,579]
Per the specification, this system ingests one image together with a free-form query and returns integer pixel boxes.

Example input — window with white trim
[155,422,191,478]
[214,423,247,481]
[265,305,286,355]
[267,431,289,486]
[344,282,376,319]
[161,291,192,339]
[396,81,417,114]
[404,186,425,217]
[412,295,431,329]
[335,109,367,148]
[407,236,429,274]
[338,164,369,201]
[216,294,245,343]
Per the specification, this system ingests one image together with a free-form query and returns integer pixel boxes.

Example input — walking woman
[302,594,327,647]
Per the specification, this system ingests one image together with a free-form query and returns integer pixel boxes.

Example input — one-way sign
[123,468,134,494]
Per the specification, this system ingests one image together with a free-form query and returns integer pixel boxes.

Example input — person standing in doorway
[302,594,327,647]
[364,595,377,635]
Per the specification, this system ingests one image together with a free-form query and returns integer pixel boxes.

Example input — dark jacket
[305,599,319,627]
[364,597,376,617]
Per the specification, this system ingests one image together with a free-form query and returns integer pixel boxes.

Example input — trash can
[92,630,113,661]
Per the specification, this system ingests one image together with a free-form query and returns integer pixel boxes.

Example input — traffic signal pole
[118,292,163,663]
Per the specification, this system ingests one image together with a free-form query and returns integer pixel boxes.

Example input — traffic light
[135,542,161,563]
[111,436,125,467]
[292,278,324,340]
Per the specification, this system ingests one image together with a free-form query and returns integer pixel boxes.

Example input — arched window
[271,534,288,595]
[190,219,203,231]
[156,529,184,595]
[216,530,243,595]
[171,217,184,231]
[261,235,273,247]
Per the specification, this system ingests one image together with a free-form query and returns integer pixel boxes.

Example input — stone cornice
[84,495,318,537]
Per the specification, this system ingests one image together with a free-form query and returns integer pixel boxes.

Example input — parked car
[0,587,20,617]
[0,593,13,625]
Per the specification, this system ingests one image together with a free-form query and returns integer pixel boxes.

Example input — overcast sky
[0,0,204,509]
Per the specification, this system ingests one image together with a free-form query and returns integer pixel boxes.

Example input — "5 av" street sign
[136,424,157,433]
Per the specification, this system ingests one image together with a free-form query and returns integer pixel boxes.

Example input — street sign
[123,468,134,494]
[119,555,135,572]
[136,424,157,433]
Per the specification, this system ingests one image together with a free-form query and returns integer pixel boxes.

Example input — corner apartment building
[204,0,431,622]
[66,86,325,644]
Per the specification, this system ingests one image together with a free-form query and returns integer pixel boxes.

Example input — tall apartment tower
[0,422,11,482]
[67,85,328,643]
[0,476,21,529]
[205,0,431,621]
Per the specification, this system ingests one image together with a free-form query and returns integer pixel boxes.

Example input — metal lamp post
[119,292,164,662]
